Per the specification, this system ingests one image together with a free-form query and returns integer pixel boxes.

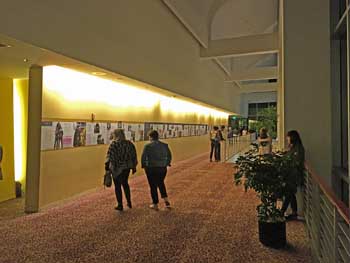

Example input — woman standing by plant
[280,130,305,220]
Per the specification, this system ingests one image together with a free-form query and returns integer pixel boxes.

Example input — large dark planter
[258,220,286,249]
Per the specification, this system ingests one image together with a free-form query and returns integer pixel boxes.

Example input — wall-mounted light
[91,71,107,76]
[43,66,230,119]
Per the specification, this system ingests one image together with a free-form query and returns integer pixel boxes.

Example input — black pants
[210,140,221,161]
[216,142,221,161]
[145,167,168,204]
[281,193,298,215]
[112,169,131,206]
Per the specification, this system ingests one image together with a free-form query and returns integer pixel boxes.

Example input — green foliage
[250,106,277,139]
[234,149,298,223]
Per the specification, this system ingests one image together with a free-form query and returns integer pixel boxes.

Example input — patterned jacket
[105,140,138,173]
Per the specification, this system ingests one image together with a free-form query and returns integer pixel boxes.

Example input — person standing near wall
[209,126,218,162]
[216,126,225,162]
[281,130,305,220]
[227,127,234,145]
[141,130,172,210]
[105,129,138,211]
[0,145,3,180]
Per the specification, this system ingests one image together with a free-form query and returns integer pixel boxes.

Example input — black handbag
[103,171,112,188]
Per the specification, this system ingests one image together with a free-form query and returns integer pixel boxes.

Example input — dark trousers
[210,140,221,161]
[112,169,131,206]
[281,193,298,214]
[216,142,221,161]
[145,167,168,204]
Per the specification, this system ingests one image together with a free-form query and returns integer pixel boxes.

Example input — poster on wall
[86,122,108,146]
[41,121,210,151]
[150,123,170,139]
[41,121,56,150]
[122,123,145,142]
[72,122,86,147]
[41,121,76,150]
[106,122,119,144]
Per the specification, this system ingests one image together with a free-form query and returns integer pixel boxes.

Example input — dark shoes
[285,213,298,221]
[115,205,123,211]
[165,201,171,209]
[115,202,132,211]
[149,204,159,210]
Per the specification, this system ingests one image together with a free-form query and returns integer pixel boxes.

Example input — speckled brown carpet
[0,154,311,263]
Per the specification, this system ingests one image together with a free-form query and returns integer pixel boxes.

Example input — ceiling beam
[237,82,278,94]
[213,58,231,76]
[162,0,208,48]
[225,66,278,82]
[200,32,279,59]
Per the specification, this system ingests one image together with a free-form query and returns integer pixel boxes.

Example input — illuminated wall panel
[42,66,230,125]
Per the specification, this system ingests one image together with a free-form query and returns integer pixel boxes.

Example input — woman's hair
[213,126,219,131]
[113,129,126,141]
[148,130,159,140]
[287,130,303,147]
[259,127,268,139]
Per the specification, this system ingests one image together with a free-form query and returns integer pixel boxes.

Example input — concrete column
[277,0,285,150]
[282,0,332,184]
[25,65,42,213]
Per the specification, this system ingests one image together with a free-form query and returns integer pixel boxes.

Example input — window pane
[257,103,268,114]
[248,103,257,116]
[339,0,347,18]
[340,31,348,170]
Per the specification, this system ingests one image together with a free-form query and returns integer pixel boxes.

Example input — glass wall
[331,0,349,206]
[248,102,277,121]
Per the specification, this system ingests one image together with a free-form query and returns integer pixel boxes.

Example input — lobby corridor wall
[0,78,15,202]
[283,0,332,183]
[37,67,225,208]
[40,135,209,207]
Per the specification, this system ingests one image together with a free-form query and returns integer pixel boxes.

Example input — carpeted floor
[0,154,311,263]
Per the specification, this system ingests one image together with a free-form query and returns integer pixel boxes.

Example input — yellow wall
[40,135,210,207]
[13,79,28,189]
[37,66,224,208]
[42,66,229,125]
[0,78,15,202]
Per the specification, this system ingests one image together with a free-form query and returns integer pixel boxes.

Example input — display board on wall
[41,121,209,151]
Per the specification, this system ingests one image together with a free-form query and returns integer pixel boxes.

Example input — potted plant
[234,149,297,249]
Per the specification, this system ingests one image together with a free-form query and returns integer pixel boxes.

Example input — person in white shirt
[258,128,272,155]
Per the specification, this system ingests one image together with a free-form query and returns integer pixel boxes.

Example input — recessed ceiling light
[91,71,107,76]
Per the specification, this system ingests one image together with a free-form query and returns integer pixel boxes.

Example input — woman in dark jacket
[105,129,138,211]
[281,130,305,220]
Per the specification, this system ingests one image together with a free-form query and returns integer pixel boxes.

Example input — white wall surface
[283,0,332,183]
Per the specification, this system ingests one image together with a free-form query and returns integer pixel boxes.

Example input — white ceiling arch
[162,0,279,86]
[210,0,278,40]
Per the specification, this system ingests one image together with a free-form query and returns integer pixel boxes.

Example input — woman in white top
[258,127,272,155]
